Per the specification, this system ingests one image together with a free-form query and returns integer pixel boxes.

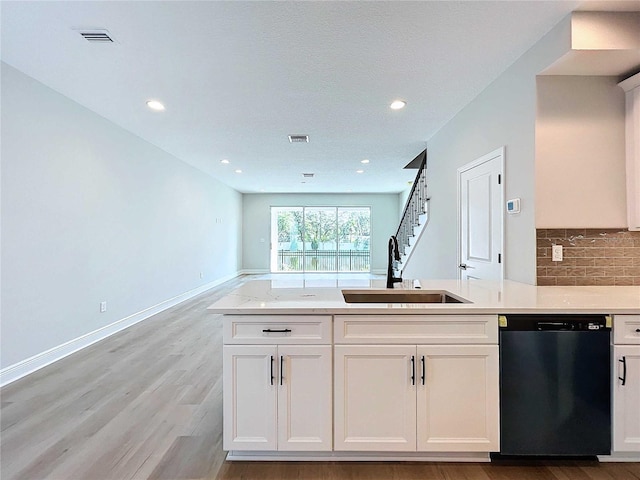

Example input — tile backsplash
[536,229,640,286]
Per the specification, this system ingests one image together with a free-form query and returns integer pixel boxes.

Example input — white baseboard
[598,453,640,462]
[0,272,240,387]
[238,269,270,274]
[226,451,490,462]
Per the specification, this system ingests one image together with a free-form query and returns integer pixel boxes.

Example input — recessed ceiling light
[235,169,242,174]
[356,169,364,174]
[221,159,230,164]
[361,159,370,164]
[390,100,406,110]
[146,100,165,111]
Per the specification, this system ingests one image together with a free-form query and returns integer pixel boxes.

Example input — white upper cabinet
[619,72,640,231]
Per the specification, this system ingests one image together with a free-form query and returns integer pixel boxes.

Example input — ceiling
[1,1,637,194]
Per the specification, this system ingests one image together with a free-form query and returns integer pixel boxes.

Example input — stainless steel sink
[341,289,470,304]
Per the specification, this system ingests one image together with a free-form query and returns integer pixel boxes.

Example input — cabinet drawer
[223,315,331,344]
[334,315,498,344]
[614,315,640,345]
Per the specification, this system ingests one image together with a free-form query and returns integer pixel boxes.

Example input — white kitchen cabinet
[334,345,417,451]
[417,345,499,452]
[613,314,640,452]
[223,344,332,451]
[334,342,499,452]
[619,72,640,231]
[277,345,332,451]
[223,345,277,450]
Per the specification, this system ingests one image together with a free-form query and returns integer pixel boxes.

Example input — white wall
[242,193,401,273]
[1,63,243,371]
[535,76,626,228]
[403,16,572,284]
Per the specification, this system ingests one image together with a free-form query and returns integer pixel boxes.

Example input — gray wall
[1,64,243,369]
[403,17,572,284]
[535,76,626,228]
[242,193,401,273]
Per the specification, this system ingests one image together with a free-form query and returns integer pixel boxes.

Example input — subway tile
[613,257,635,266]
[594,277,616,286]
[585,248,606,258]
[623,247,640,258]
[556,276,577,286]
[614,277,635,286]
[537,277,557,286]
[565,229,586,239]
[574,257,595,267]
[604,267,625,277]
[594,257,616,267]
[575,277,597,286]
[566,267,586,277]
[623,266,640,277]
[563,247,585,258]
[585,267,607,277]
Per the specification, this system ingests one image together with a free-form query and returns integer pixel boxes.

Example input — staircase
[396,152,429,274]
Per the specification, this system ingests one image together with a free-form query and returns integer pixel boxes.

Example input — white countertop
[207,279,640,315]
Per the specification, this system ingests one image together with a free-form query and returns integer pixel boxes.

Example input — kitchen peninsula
[208,279,640,461]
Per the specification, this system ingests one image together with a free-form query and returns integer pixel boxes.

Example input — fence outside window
[277,249,370,272]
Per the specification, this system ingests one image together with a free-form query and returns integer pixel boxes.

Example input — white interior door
[458,148,504,280]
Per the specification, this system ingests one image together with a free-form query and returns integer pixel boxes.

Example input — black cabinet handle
[410,356,415,386]
[280,355,284,386]
[262,328,292,333]
[635,328,640,333]
[421,356,425,385]
[270,356,274,385]
[619,356,627,386]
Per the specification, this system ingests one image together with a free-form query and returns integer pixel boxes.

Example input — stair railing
[395,154,428,256]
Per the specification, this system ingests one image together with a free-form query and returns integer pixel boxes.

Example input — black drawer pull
[421,356,425,385]
[635,328,640,333]
[619,356,627,386]
[262,328,292,333]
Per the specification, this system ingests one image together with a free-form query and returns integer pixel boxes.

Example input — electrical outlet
[100,301,107,313]
[200,272,204,279]
[552,245,563,262]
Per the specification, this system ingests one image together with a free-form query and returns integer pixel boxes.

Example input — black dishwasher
[498,315,611,456]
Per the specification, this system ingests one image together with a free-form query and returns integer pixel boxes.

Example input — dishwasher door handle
[619,356,627,386]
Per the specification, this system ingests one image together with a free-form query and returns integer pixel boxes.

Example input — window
[270,207,371,273]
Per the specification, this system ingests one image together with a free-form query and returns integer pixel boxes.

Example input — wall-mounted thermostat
[506,198,521,214]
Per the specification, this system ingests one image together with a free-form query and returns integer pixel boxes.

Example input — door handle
[619,356,627,386]
[280,355,284,386]
[458,264,467,270]
[410,356,415,386]
[421,356,425,385]
[270,356,274,385]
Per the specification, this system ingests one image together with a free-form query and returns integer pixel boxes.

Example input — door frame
[456,147,505,281]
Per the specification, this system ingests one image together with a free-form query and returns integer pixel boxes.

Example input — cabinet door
[223,345,277,451]
[277,345,332,451]
[334,345,417,451]
[416,345,499,452]
[613,346,640,452]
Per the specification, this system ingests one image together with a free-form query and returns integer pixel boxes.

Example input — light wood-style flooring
[1,274,639,480]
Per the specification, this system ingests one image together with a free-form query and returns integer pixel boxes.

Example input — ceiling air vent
[288,135,309,143]
[76,29,115,43]
[302,173,315,178]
